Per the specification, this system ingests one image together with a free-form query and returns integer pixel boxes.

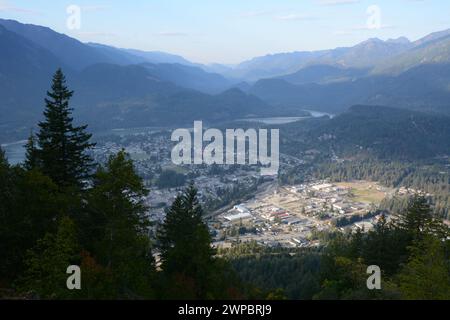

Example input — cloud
[332,30,354,36]
[80,5,111,13]
[316,0,360,5]
[156,31,189,37]
[333,24,397,36]
[275,14,318,21]
[240,10,274,18]
[351,24,397,30]
[0,0,40,14]
[72,31,117,38]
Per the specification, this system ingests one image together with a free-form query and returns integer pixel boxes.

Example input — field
[335,181,390,204]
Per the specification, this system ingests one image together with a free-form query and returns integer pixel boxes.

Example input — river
[2,110,334,165]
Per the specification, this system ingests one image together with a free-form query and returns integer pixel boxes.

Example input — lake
[2,110,334,165]
[237,110,333,125]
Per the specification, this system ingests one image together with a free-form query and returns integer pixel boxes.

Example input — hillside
[308,105,450,160]
[277,65,369,85]
[250,63,450,115]
[373,34,450,75]
[0,20,271,142]
[223,37,413,80]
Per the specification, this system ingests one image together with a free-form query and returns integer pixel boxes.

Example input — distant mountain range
[246,30,450,115]
[218,37,413,81]
[214,30,450,81]
[248,62,450,115]
[0,19,271,142]
[1,18,450,142]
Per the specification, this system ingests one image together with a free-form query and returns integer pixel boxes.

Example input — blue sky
[1,0,449,64]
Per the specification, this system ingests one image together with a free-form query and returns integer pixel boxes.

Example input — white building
[224,211,252,222]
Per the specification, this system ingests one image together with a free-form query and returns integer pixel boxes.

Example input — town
[210,180,396,249]
[89,127,427,250]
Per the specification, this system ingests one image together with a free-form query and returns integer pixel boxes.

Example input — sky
[0,0,449,64]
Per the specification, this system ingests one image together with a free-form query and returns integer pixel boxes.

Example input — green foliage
[18,216,79,299]
[83,150,155,298]
[24,132,39,171]
[227,198,449,300]
[0,164,62,284]
[311,159,450,219]
[320,197,449,299]
[398,236,450,300]
[157,185,242,299]
[2,72,252,300]
[34,69,95,188]
[156,169,186,188]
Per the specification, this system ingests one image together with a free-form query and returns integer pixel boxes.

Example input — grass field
[336,181,389,204]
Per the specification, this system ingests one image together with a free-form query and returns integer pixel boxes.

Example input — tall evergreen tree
[398,236,450,300]
[35,69,95,188]
[0,148,15,283]
[157,184,217,299]
[24,131,39,171]
[396,196,449,241]
[19,216,79,299]
[85,150,154,298]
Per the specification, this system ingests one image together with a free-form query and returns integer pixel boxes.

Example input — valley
[1,10,450,301]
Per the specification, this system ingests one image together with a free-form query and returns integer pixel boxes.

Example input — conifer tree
[35,69,95,188]
[19,216,79,299]
[158,184,216,299]
[397,196,449,241]
[398,236,450,299]
[85,150,154,298]
[24,132,39,171]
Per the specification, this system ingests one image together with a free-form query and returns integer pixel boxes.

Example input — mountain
[140,63,233,94]
[223,37,413,81]
[216,30,448,82]
[87,43,147,65]
[87,44,234,93]
[0,19,206,72]
[412,29,450,47]
[373,33,450,75]
[2,18,450,141]
[227,51,324,81]
[0,19,126,70]
[0,20,274,142]
[277,65,369,85]
[69,64,274,130]
[0,24,66,135]
[121,48,196,66]
[307,105,450,160]
[250,63,450,115]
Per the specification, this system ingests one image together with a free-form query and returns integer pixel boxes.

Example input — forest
[1,69,449,300]
[223,199,450,299]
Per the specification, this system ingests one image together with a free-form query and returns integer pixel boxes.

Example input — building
[224,211,252,222]
[234,205,250,214]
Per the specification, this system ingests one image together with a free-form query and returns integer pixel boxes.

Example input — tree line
[225,197,450,299]
[0,69,244,299]
[1,69,449,300]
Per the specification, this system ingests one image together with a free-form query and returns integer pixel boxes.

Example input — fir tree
[35,69,95,188]
[24,131,39,171]
[157,184,217,299]
[19,216,79,299]
[397,196,449,241]
[398,236,450,299]
[85,150,154,298]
